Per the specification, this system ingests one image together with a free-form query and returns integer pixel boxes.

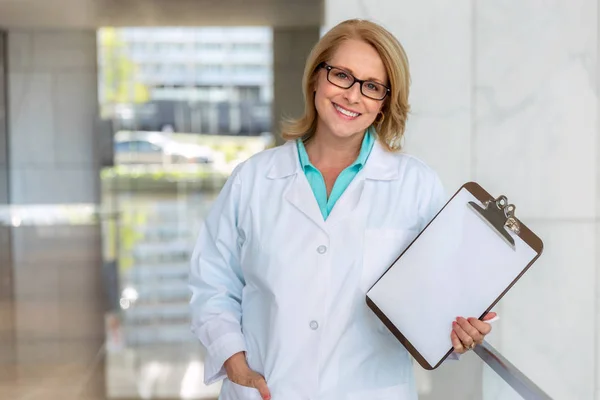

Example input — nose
[343,81,362,103]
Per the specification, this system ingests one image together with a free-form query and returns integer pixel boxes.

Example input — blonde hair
[280,19,411,152]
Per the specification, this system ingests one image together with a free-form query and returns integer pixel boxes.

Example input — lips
[333,103,361,119]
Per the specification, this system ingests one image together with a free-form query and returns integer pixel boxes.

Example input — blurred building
[112,27,272,103]
[99,27,272,135]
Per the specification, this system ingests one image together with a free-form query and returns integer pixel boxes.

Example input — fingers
[451,330,466,354]
[455,317,483,345]
[482,312,497,321]
[452,319,476,348]
[230,371,271,400]
[468,317,492,339]
[233,374,253,388]
[253,376,271,400]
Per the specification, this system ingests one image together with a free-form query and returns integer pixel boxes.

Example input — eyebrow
[335,64,386,85]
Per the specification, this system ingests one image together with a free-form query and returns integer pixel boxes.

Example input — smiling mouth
[333,103,361,119]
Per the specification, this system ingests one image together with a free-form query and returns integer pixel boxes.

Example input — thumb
[483,312,497,321]
[254,376,271,400]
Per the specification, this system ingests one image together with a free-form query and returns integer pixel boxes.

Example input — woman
[189,19,495,400]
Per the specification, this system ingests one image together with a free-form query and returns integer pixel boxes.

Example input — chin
[325,118,372,139]
[333,126,365,139]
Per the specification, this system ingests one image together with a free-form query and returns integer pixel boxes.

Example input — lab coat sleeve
[189,166,248,384]
[418,170,447,230]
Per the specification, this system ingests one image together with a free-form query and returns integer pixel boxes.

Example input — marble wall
[7,30,100,204]
[474,2,597,400]
[325,1,598,399]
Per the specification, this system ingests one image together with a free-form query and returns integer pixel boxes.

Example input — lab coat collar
[362,139,401,181]
[266,138,400,181]
[266,141,300,179]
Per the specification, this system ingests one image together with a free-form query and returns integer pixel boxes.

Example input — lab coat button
[309,320,319,330]
[316,245,327,254]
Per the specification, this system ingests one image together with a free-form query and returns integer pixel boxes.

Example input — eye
[366,83,378,91]
[335,71,349,80]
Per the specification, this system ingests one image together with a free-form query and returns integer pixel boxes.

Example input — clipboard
[366,182,544,370]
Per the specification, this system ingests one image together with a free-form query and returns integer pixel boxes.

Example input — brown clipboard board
[365,182,544,370]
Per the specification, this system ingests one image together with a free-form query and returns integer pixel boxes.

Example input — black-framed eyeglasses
[320,63,390,101]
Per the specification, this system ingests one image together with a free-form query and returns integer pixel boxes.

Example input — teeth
[334,104,360,118]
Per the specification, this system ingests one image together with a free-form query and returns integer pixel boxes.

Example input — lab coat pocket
[347,383,413,400]
[225,379,263,400]
[361,228,417,293]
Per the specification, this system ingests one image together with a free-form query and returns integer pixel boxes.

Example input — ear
[312,67,325,93]
[312,76,319,93]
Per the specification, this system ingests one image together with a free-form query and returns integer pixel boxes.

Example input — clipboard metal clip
[468,195,521,250]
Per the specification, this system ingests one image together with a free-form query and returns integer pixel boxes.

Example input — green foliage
[99,27,150,104]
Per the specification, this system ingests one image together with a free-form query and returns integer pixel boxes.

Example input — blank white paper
[367,188,538,367]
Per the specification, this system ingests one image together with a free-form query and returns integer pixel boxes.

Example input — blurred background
[0,0,596,399]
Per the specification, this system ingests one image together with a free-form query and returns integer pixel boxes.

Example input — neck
[305,127,366,169]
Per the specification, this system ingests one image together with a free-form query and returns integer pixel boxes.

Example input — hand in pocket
[225,352,271,400]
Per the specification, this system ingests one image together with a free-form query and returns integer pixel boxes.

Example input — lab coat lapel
[326,140,400,226]
[325,174,366,226]
[284,173,327,232]
[267,141,327,233]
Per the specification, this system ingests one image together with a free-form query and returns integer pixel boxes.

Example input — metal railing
[475,341,553,400]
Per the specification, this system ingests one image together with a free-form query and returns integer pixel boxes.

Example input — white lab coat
[189,139,447,400]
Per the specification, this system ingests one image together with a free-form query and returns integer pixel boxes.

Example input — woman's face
[314,39,388,141]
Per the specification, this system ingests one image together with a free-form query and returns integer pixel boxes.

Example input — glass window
[203,43,221,51]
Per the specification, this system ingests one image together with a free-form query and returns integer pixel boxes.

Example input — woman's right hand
[224,352,271,400]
